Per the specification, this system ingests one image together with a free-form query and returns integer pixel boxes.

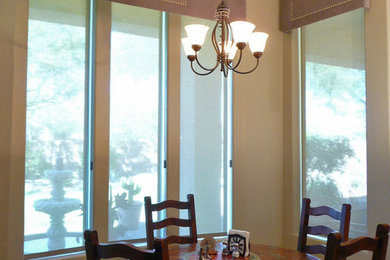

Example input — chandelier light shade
[184,24,209,47]
[249,32,269,53]
[230,21,255,43]
[181,0,269,77]
[181,38,196,56]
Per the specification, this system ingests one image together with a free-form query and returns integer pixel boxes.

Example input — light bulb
[228,44,238,60]
[219,41,238,60]
[230,21,255,43]
[184,24,209,47]
[249,32,269,53]
[225,41,238,60]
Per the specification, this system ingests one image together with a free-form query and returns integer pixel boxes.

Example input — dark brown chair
[297,198,351,256]
[325,224,389,260]
[84,229,169,260]
[144,194,197,249]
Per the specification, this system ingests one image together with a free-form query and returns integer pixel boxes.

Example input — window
[108,4,165,241]
[23,0,230,257]
[24,0,87,255]
[302,9,367,237]
[179,15,232,235]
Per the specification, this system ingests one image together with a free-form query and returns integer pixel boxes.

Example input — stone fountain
[34,158,81,250]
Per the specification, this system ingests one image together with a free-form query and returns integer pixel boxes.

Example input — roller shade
[304,9,365,70]
[29,0,86,26]
[281,0,369,32]
[106,0,246,20]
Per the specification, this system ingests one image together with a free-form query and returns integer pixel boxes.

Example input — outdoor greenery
[25,14,159,250]
[115,177,142,208]
[306,135,354,175]
[306,135,354,206]
[305,60,367,236]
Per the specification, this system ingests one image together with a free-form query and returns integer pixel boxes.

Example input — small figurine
[204,247,211,259]
[198,247,204,260]
[232,242,240,258]
[198,247,211,260]
[222,240,229,255]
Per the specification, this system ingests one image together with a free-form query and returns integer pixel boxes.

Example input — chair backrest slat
[84,229,169,260]
[151,200,191,211]
[305,245,326,255]
[166,235,195,245]
[308,225,336,236]
[145,194,197,249]
[308,206,341,219]
[297,198,351,257]
[152,218,192,229]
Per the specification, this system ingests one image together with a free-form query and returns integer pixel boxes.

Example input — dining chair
[84,229,169,260]
[144,194,197,249]
[324,224,389,260]
[297,198,351,256]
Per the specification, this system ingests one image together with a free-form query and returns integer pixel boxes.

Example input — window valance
[106,0,246,20]
[280,0,369,32]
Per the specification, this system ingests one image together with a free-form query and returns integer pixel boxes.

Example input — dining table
[168,242,320,260]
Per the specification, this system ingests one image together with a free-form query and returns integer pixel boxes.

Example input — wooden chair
[84,229,169,260]
[144,194,197,249]
[325,224,389,260]
[297,198,351,256]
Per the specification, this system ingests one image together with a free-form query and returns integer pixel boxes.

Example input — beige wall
[365,0,390,236]
[162,0,286,245]
[2,0,390,259]
[232,0,284,246]
[0,0,28,259]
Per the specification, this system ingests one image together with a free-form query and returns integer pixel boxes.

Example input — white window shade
[25,0,87,255]
[304,9,365,70]
[111,3,161,37]
[29,0,86,26]
[179,15,231,235]
[303,9,367,238]
[109,3,163,242]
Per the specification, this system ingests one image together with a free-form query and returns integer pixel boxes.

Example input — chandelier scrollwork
[181,0,269,77]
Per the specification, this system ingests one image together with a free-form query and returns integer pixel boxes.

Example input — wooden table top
[168,242,320,260]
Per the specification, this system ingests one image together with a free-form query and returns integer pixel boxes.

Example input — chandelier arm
[191,61,217,76]
[232,58,260,75]
[195,54,220,71]
[222,64,229,77]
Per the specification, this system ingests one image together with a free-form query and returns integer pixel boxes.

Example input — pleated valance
[106,0,246,20]
[281,0,370,32]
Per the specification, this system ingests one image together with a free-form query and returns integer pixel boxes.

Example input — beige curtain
[280,0,369,32]
[106,0,246,20]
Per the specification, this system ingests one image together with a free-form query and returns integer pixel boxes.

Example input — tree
[25,20,85,180]
[306,135,354,175]
[306,135,354,207]
[109,137,153,180]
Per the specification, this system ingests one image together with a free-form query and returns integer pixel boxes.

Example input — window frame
[299,10,368,239]
[22,1,232,258]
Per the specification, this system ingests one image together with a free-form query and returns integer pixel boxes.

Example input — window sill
[26,251,85,260]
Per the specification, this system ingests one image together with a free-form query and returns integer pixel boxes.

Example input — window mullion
[84,0,97,233]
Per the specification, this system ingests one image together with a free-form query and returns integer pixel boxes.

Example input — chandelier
[181,0,269,77]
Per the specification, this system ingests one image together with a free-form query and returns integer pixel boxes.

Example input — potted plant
[115,177,143,230]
